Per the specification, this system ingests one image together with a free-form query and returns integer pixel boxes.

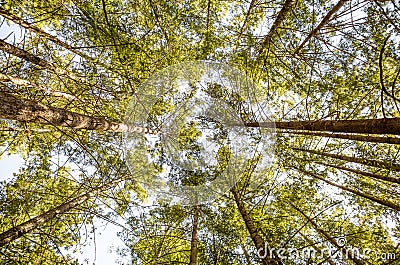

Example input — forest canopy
[0,0,399,264]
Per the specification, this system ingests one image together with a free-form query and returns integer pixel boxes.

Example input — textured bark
[281,130,400,145]
[189,205,200,265]
[293,0,349,55]
[231,188,282,265]
[291,203,365,265]
[295,148,400,172]
[0,72,78,100]
[296,167,400,211]
[258,0,294,55]
[316,162,400,184]
[0,92,157,134]
[0,8,93,61]
[245,118,400,135]
[0,178,124,246]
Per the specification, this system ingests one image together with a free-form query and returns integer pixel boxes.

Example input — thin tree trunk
[189,205,200,265]
[295,167,400,211]
[281,130,400,145]
[0,92,157,134]
[290,203,365,265]
[0,8,94,61]
[0,127,52,133]
[293,0,349,55]
[0,177,125,246]
[0,72,78,100]
[299,232,336,265]
[231,188,282,265]
[240,243,252,265]
[294,148,400,172]
[244,118,400,135]
[258,0,294,56]
[0,39,79,80]
[316,162,400,184]
[0,31,122,99]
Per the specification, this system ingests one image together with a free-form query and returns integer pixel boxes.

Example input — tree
[0,0,399,264]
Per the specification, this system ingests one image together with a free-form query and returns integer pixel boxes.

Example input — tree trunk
[231,188,282,265]
[295,167,400,211]
[0,8,93,61]
[294,148,400,172]
[0,92,157,133]
[281,130,400,145]
[245,118,400,135]
[0,127,52,133]
[258,0,294,55]
[189,205,200,265]
[240,243,252,265]
[0,72,78,100]
[293,0,350,55]
[299,232,336,265]
[0,177,124,246]
[316,162,400,184]
[290,203,365,265]
[0,39,79,80]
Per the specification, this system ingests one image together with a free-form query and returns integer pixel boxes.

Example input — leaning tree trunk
[0,39,80,81]
[231,188,282,265]
[245,118,400,135]
[290,203,365,265]
[0,72,77,100]
[258,0,294,55]
[0,8,93,61]
[189,205,200,265]
[0,92,156,133]
[299,232,336,265]
[316,162,400,184]
[293,0,350,55]
[281,130,400,145]
[0,177,125,246]
[294,148,400,172]
[295,167,400,211]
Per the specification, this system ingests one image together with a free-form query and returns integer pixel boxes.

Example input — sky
[0,18,125,264]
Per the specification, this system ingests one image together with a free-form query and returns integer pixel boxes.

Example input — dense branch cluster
[0,0,399,264]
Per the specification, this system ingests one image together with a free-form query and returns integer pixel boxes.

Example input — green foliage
[0,0,399,264]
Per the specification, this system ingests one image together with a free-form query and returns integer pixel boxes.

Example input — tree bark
[231,188,282,265]
[0,72,78,100]
[316,162,400,184]
[258,0,294,56]
[290,203,365,265]
[0,39,79,80]
[245,118,400,135]
[0,8,93,61]
[293,0,350,55]
[295,167,400,211]
[0,92,157,133]
[281,130,400,145]
[189,205,200,265]
[294,148,400,172]
[0,177,124,246]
